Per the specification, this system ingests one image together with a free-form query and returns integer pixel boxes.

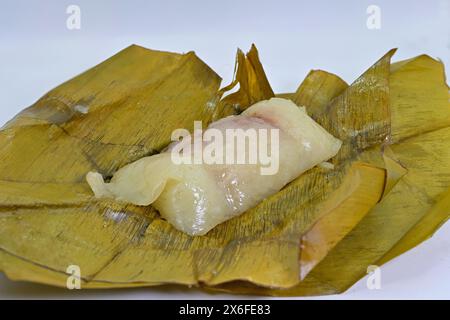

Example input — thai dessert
[87,98,342,235]
[0,44,448,296]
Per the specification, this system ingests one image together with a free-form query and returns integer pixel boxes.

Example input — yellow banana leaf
[0,44,448,296]
[213,44,275,119]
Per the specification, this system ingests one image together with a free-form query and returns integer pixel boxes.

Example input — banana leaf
[0,44,449,296]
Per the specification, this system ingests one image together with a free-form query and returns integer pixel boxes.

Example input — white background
[0,0,449,299]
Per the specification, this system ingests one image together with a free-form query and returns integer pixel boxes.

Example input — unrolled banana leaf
[0,44,448,296]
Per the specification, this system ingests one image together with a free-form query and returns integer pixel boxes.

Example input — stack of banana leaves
[0,44,449,296]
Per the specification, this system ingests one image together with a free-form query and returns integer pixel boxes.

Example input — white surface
[0,0,449,299]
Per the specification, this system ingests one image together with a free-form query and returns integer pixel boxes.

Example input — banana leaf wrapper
[0,45,449,296]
